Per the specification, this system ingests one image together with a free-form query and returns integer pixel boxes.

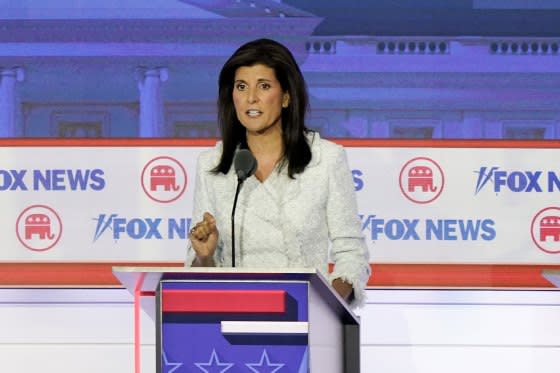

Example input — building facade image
[1,0,559,139]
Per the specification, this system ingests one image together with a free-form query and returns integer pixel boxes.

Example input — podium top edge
[112,266,318,275]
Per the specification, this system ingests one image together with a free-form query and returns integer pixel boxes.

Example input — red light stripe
[1,262,560,288]
[365,264,559,287]
[161,289,286,313]
[133,273,146,373]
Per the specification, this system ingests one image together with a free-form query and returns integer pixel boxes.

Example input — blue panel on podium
[159,280,310,372]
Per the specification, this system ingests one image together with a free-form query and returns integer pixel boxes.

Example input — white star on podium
[162,352,183,373]
[245,349,285,373]
[194,349,234,373]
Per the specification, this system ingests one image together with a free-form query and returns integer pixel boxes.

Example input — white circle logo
[16,205,62,252]
[141,156,187,203]
[399,157,444,204]
[531,206,560,254]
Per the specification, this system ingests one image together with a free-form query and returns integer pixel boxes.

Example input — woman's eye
[259,83,271,90]
[235,83,247,90]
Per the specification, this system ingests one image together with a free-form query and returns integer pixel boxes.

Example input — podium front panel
[158,279,310,372]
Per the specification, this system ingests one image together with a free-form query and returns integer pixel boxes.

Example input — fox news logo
[93,214,192,241]
[475,167,560,194]
[360,215,496,241]
[0,169,105,191]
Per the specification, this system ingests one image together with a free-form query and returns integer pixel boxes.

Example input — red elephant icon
[25,213,55,240]
[408,165,437,192]
[540,216,560,242]
[150,165,180,191]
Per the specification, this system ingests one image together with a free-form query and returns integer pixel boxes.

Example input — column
[345,110,370,137]
[462,112,485,139]
[0,67,25,137]
[136,67,168,137]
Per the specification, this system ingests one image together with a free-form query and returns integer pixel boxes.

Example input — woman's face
[232,64,290,135]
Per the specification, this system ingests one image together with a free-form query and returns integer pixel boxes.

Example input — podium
[112,266,361,373]
[542,269,560,288]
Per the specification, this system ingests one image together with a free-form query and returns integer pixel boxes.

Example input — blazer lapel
[280,131,321,206]
[239,176,280,225]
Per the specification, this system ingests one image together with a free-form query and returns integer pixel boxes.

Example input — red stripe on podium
[161,289,286,313]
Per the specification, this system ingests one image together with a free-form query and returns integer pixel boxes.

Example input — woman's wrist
[332,278,354,301]
[192,255,215,267]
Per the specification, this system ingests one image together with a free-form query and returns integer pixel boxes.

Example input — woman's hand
[189,212,219,266]
[332,278,354,302]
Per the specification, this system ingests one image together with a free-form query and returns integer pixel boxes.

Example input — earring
[282,94,290,108]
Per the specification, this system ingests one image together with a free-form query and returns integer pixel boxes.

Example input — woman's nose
[247,89,258,103]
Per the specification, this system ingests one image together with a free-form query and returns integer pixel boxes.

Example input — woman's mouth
[246,109,262,117]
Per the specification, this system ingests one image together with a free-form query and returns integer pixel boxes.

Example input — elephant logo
[16,205,62,252]
[399,157,444,204]
[408,165,437,193]
[531,207,560,254]
[150,165,180,192]
[141,156,187,203]
[25,213,55,240]
[540,216,560,242]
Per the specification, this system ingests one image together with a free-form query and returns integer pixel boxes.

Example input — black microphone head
[234,149,257,181]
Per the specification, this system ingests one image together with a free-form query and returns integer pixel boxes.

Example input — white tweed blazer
[186,132,370,307]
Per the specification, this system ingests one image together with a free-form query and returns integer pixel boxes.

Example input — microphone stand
[230,179,244,268]
[231,148,256,268]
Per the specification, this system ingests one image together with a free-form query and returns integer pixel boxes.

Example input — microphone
[231,149,257,267]
[234,149,257,182]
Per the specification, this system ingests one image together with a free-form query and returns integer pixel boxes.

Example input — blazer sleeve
[185,150,224,267]
[326,145,371,307]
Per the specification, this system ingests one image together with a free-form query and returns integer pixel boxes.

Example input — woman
[187,38,370,307]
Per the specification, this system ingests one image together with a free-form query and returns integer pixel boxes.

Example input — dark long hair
[213,38,312,178]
